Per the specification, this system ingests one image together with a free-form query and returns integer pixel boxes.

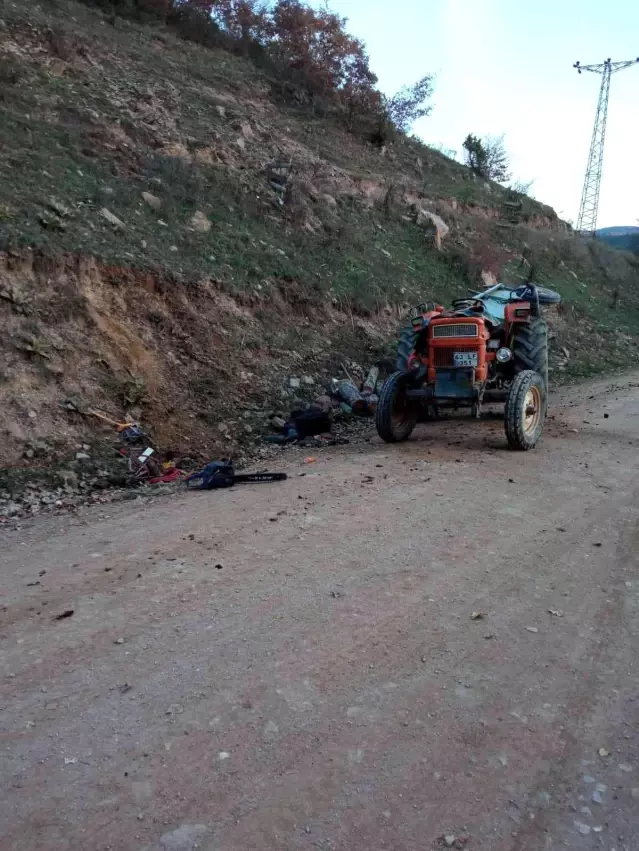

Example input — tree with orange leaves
[152,0,433,138]
[270,0,378,108]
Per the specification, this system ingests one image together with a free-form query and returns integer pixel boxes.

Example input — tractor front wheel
[376,372,418,443]
[504,370,545,450]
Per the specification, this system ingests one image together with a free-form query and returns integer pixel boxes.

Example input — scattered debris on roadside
[265,362,383,446]
[0,404,190,523]
[470,611,486,620]
[53,609,74,621]
[2,359,384,523]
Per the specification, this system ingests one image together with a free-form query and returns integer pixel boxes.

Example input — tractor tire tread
[513,318,549,390]
[396,326,418,372]
[376,371,417,443]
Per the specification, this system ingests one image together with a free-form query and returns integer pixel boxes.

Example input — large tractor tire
[504,370,545,450]
[512,317,549,390]
[376,371,418,443]
[396,326,418,371]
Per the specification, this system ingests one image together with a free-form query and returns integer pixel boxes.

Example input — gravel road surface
[1,375,638,851]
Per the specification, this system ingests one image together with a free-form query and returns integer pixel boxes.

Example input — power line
[574,57,639,235]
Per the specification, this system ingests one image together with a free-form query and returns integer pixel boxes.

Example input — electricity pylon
[574,57,639,235]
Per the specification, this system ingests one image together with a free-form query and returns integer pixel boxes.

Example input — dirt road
[2,375,638,851]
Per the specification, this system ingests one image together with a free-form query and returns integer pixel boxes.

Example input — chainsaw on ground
[184,460,287,490]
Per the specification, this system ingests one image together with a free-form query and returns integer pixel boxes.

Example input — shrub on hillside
[386,76,434,134]
[463,133,511,183]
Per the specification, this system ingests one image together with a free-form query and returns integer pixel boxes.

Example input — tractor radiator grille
[432,323,479,339]
[432,346,478,367]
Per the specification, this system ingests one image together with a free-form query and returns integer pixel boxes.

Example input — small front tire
[504,370,545,450]
[376,371,418,443]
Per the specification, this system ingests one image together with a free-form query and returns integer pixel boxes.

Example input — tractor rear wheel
[513,318,549,390]
[376,371,418,443]
[504,370,545,450]
[396,326,417,371]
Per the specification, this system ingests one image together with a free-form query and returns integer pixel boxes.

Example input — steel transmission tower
[574,57,639,235]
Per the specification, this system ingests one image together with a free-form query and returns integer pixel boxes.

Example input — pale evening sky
[321,0,639,228]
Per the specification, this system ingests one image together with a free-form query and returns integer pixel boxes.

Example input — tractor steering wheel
[408,300,436,319]
[452,298,485,312]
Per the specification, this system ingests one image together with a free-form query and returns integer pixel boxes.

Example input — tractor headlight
[496,347,513,363]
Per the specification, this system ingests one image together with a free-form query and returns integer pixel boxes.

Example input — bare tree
[509,178,534,196]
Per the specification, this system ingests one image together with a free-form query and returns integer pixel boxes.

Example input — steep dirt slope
[0,249,397,470]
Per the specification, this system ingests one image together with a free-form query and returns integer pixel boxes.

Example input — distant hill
[597,226,639,254]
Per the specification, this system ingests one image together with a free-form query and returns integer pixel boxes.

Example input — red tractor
[376,283,562,450]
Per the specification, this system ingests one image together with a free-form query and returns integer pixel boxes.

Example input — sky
[320,0,639,228]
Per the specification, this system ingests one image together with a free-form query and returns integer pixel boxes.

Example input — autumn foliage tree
[342,52,382,130]
[172,0,377,107]
[98,0,433,141]
[268,0,378,110]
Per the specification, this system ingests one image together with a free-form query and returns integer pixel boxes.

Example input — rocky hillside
[1,0,639,473]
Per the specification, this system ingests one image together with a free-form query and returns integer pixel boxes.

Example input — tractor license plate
[454,352,478,367]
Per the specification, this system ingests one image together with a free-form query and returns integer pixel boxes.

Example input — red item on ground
[148,469,185,485]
